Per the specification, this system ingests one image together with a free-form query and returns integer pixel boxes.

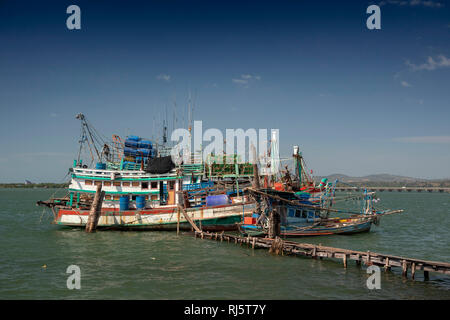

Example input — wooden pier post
[269,237,284,255]
[366,251,371,265]
[402,260,408,278]
[85,184,105,233]
[411,262,416,280]
[177,207,180,235]
[268,206,281,239]
[343,254,348,268]
[384,257,391,271]
[312,245,317,259]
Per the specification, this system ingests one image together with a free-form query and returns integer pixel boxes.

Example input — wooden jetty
[191,231,450,281]
[183,172,450,282]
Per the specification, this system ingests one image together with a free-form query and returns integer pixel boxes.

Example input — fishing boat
[239,188,402,237]
[38,114,255,231]
[239,145,403,237]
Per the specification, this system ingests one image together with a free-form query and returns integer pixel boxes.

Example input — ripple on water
[0,189,449,299]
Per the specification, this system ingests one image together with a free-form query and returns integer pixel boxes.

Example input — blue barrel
[138,140,152,149]
[124,147,137,156]
[206,194,230,207]
[124,139,139,148]
[119,196,129,211]
[136,196,146,209]
[128,135,141,142]
[95,162,106,169]
[295,192,310,199]
[137,148,151,157]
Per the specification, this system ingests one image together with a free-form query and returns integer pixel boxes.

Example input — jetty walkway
[193,231,450,281]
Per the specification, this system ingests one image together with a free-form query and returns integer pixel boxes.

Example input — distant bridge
[335,187,450,193]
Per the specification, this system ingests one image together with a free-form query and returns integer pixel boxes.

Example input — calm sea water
[0,188,449,300]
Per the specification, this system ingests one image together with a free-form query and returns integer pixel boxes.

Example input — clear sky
[0,0,449,182]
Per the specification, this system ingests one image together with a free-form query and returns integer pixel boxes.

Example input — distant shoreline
[1,181,449,188]
[0,183,69,189]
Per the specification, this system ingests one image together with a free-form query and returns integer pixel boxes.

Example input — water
[0,188,449,299]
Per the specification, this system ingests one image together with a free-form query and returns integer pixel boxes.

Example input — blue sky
[0,0,449,182]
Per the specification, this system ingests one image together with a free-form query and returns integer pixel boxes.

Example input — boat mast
[293,146,301,186]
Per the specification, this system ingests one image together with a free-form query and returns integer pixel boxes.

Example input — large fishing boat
[38,114,255,231]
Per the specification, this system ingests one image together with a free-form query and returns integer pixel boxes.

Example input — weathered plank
[192,231,450,280]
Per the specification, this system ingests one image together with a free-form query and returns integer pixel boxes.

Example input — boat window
[113,181,121,187]
[302,211,307,219]
[288,209,295,217]
[151,182,158,189]
[168,181,175,190]
[94,181,102,186]
[142,182,149,189]
[122,181,131,187]
[295,210,301,218]
[151,195,158,201]
[104,181,111,186]
[85,180,92,185]
[132,181,140,187]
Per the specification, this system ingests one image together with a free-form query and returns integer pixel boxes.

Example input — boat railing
[72,167,178,179]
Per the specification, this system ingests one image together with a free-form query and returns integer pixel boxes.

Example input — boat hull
[239,220,372,237]
[280,221,372,236]
[55,203,253,231]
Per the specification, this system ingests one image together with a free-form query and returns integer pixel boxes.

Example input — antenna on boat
[173,98,177,147]
[162,105,168,145]
[75,113,105,165]
[188,90,192,135]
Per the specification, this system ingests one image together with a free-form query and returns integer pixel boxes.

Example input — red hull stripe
[57,203,244,218]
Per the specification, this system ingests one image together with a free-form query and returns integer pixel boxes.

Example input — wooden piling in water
[402,260,408,278]
[176,207,180,235]
[85,184,105,233]
[268,207,281,239]
[385,257,390,271]
[356,254,361,267]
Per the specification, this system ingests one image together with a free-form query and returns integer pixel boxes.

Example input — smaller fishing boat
[239,188,402,237]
